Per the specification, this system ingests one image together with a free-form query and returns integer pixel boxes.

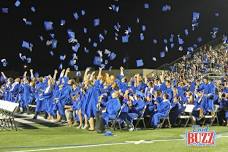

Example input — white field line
[6,135,228,152]
[6,139,184,152]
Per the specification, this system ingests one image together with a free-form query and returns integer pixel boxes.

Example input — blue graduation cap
[110,52,116,61]
[84,47,89,53]
[73,65,78,71]
[69,59,76,66]
[170,43,174,48]
[93,18,100,26]
[212,27,219,32]
[178,37,184,45]
[114,25,120,31]
[73,12,79,20]
[50,33,55,38]
[34,72,39,78]
[160,51,165,58]
[60,19,66,26]
[22,41,32,50]
[93,56,102,66]
[162,4,171,12]
[25,20,32,26]
[153,39,158,44]
[2,8,9,13]
[136,59,144,67]
[142,25,146,32]
[140,33,144,41]
[127,26,132,33]
[30,6,36,12]
[192,12,200,23]
[122,35,129,43]
[104,131,113,136]
[27,58,32,64]
[99,34,104,42]
[169,34,174,42]
[93,42,98,47]
[110,4,120,13]
[44,21,54,31]
[51,39,58,49]
[197,37,202,43]
[81,10,86,16]
[144,3,150,9]
[15,0,21,7]
[1,59,7,67]
[187,47,194,52]
[67,29,75,39]
[83,27,87,34]
[19,53,26,61]
[72,43,80,53]
[184,29,189,36]
[60,55,66,61]
[49,51,54,56]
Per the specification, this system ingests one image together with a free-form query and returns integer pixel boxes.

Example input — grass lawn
[0,126,228,152]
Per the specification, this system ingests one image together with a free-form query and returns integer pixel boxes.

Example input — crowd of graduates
[0,46,227,131]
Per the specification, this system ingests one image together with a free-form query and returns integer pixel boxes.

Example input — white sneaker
[129,127,134,132]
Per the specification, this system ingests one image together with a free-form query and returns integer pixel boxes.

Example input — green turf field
[0,126,228,152]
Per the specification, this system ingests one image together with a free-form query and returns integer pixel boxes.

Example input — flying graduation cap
[122,35,129,43]
[136,59,144,67]
[93,18,100,26]
[14,0,21,7]
[44,21,54,31]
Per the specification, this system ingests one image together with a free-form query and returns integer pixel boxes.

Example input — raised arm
[1,72,7,80]
[53,69,58,81]
[83,67,90,81]
[23,71,28,78]
[64,68,70,77]
[97,67,103,80]
[30,69,34,79]
[120,66,124,76]
[59,69,65,78]
[160,71,165,83]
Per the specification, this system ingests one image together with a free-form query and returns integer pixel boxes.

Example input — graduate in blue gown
[151,94,171,128]
[20,78,34,112]
[86,67,104,131]
[163,80,173,102]
[102,91,121,126]
[9,78,21,102]
[33,77,47,119]
[128,91,146,123]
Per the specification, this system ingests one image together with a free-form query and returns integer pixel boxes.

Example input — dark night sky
[0,0,228,75]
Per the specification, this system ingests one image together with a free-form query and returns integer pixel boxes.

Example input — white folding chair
[178,104,195,127]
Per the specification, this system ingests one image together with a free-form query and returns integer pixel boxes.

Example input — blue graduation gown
[151,100,171,127]
[20,83,33,108]
[102,98,121,125]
